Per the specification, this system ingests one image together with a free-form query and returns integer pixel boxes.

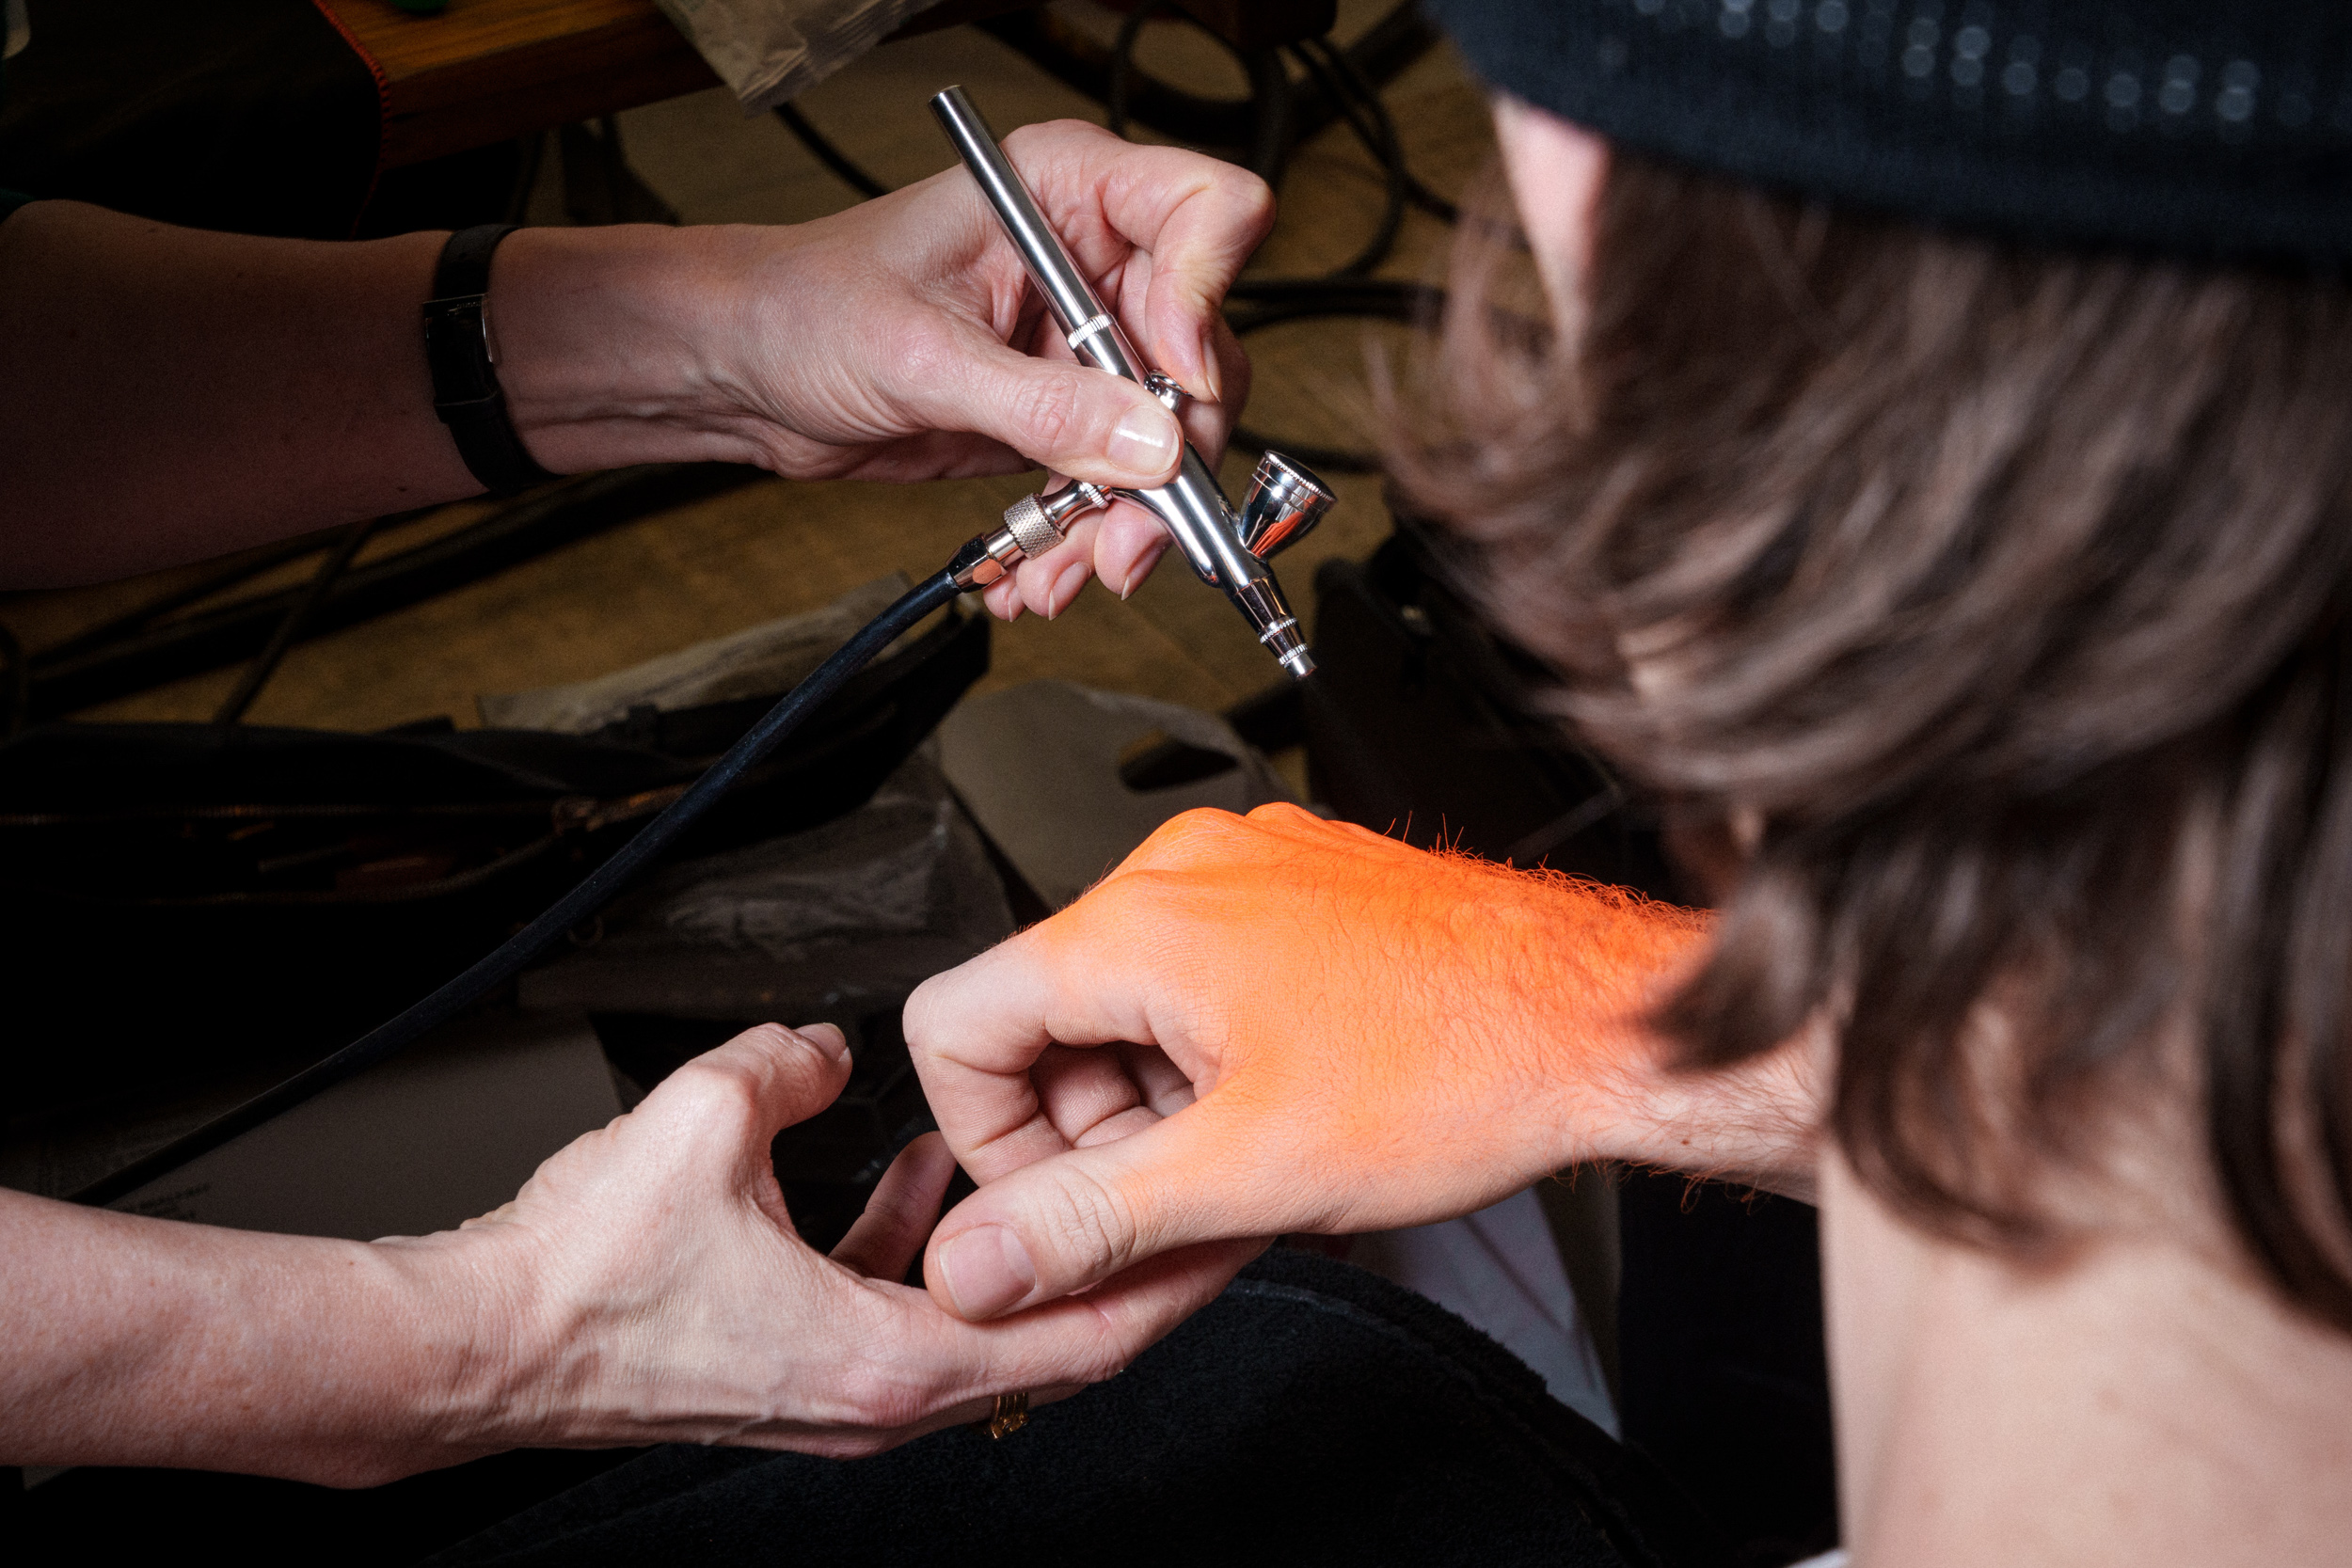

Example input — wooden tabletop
[320,0,717,168]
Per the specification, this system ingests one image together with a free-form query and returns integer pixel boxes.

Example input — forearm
[0,1189,519,1485]
[0,203,468,582]
[0,205,756,587]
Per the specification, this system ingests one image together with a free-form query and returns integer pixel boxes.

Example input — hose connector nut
[999,492,1063,562]
[953,481,1113,590]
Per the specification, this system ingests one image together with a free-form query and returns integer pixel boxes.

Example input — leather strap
[422,224,557,496]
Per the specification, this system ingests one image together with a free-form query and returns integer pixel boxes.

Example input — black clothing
[429,1249,1724,1568]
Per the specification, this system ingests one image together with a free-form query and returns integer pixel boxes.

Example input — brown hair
[1391,155,2352,1325]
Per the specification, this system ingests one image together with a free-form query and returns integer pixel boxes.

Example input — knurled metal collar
[999,493,1063,562]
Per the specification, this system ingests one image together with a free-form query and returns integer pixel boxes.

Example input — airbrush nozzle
[931,85,1330,681]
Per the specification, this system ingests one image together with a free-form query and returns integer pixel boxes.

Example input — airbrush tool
[931,85,1335,679]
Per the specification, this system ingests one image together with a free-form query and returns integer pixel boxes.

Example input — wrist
[1621,1024,1827,1201]
[262,1232,539,1483]
[375,1226,571,1459]
[485,224,793,474]
[1553,939,1826,1201]
[1491,874,1818,1196]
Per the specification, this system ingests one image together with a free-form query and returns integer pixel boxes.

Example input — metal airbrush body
[931,86,1334,679]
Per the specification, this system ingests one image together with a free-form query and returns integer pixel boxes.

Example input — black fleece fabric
[1427,0,2352,267]
[426,1248,1728,1568]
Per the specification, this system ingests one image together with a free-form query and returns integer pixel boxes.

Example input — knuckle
[1136,806,1251,866]
[823,1331,948,1433]
[893,318,962,388]
[1046,1163,1144,1278]
[838,1366,933,1433]
[1243,800,1319,833]
[1220,166,1277,230]
[662,1054,765,1125]
[1009,369,1081,456]
[1072,1311,1154,1386]
[735,1021,803,1053]
[1002,119,1101,163]
[902,977,949,1060]
[1065,868,1161,933]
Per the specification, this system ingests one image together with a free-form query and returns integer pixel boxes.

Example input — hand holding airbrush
[931,86,1336,678]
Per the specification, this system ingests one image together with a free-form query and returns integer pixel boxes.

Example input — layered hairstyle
[1393,153,2352,1326]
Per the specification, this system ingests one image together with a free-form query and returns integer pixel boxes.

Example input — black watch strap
[423,224,558,496]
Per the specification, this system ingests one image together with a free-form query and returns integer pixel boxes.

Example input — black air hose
[72,568,965,1207]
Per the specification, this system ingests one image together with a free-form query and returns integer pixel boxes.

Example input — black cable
[1301,35,1457,225]
[1234,43,1294,186]
[211,517,380,728]
[24,467,756,724]
[1105,3,1291,185]
[599,115,631,225]
[36,533,348,669]
[1134,26,1455,468]
[981,2,1438,162]
[1224,277,1443,315]
[0,624,27,739]
[71,568,964,1208]
[1224,280,1448,473]
[774,102,891,199]
[1105,0,1176,143]
[1284,38,1406,279]
[502,129,548,227]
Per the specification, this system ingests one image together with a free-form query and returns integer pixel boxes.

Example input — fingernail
[1197,329,1223,403]
[1047,561,1089,617]
[1106,403,1179,478]
[796,1022,849,1061]
[1120,538,1168,600]
[939,1226,1037,1320]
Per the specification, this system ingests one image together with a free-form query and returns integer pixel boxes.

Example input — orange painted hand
[904,803,1716,1323]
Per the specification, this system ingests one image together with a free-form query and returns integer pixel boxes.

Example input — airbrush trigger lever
[930,84,1336,679]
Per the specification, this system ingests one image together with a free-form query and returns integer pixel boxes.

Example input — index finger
[1005,120,1275,402]
[903,926,1168,1184]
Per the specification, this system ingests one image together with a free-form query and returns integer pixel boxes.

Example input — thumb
[917,319,1184,490]
[922,1100,1285,1321]
[648,1022,853,1161]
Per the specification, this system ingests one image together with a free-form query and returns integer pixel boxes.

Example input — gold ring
[977,1390,1029,1440]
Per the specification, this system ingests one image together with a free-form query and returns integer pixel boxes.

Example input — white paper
[655,0,944,116]
[1351,1187,1621,1437]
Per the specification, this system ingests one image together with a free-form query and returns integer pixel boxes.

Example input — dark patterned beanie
[1423,0,2351,266]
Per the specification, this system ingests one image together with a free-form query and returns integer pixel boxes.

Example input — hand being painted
[904,803,1728,1323]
